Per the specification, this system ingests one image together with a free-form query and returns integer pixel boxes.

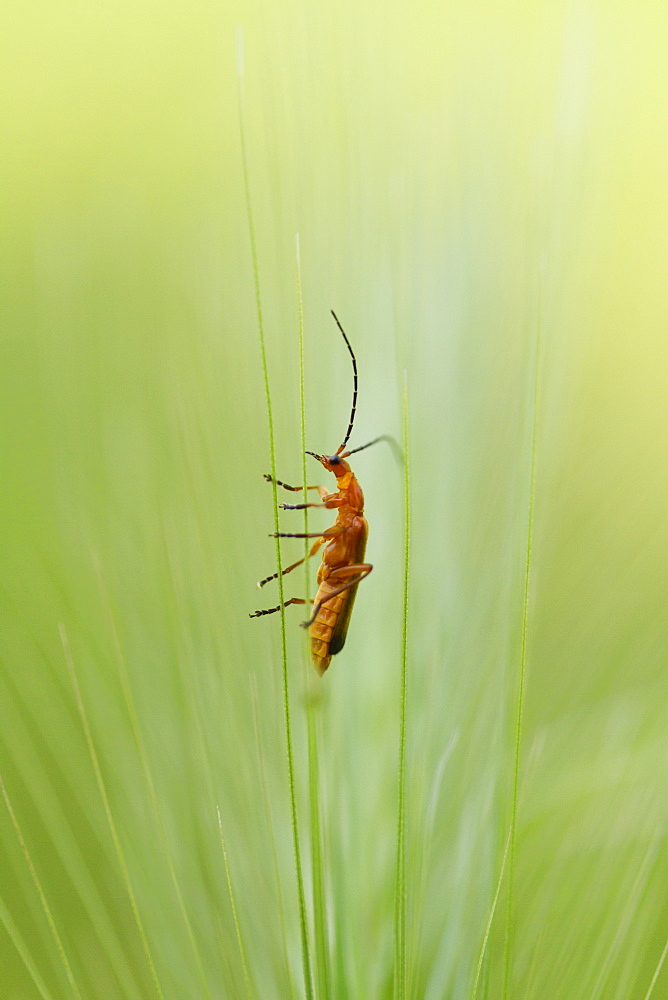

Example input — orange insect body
[251,311,383,676]
[308,457,369,675]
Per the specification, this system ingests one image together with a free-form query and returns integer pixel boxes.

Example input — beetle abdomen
[309,518,368,674]
[310,586,346,675]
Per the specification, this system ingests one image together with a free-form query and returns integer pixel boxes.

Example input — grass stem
[0,768,83,1000]
[502,314,542,998]
[0,895,54,1000]
[471,828,511,1000]
[217,809,255,1000]
[644,936,668,1000]
[60,624,164,1000]
[394,371,411,1000]
[93,556,214,1000]
[237,33,313,1000]
[297,234,332,1000]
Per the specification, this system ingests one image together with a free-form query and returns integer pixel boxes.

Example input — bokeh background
[2,2,667,998]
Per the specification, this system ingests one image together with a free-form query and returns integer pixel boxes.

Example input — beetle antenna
[342,435,386,457]
[331,310,357,454]
[342,434,404,465]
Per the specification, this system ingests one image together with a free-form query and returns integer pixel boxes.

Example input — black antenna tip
[328,310,358,453]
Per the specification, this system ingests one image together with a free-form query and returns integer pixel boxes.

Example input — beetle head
[306,450,350,478]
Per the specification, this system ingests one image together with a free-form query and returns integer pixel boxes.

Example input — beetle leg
[269,526,345,540]
[279,499,343,510]
[257,538,325,588]
[250,597,311,618]
[300,563,373,627]
[279,487,343,511]
[264,474,323,493]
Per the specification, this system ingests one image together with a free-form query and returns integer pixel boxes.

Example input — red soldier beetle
[250,311,389,675]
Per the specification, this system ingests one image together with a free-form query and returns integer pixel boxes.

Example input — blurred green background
[2,1,667,998]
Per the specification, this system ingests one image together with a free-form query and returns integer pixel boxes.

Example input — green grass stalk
[0,896,55,1000]
[644,937,668,1000]
[296,234,332,1000]
[471,828,511,1000]
[237,33,313,1000]
[217,810,255,1000]
[0,768,83,1000]
[590,838,660,1000]
[59,624,164,1000]
[93,557,214,1000]
[502,319,542,999]
[394,371,411,1000]
[250,678,297,1000]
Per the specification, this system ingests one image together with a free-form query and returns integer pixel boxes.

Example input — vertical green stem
[296,235,332,1000]
[250,679,297,1000]
[218,810,255,1000]
[295,236,308,570]
[237,33,313,1000]
[471,828,511,1000]
[644,936,668,1000]
[0,770,84,1000]
[394,371,411,1000]
[502,318,542,999]
[61,624,164,1000]
[93,557,213,1000]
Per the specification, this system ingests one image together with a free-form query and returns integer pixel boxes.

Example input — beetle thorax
[339,472,364,513]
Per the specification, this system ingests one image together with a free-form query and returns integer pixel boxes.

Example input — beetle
[250,311,386,675]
